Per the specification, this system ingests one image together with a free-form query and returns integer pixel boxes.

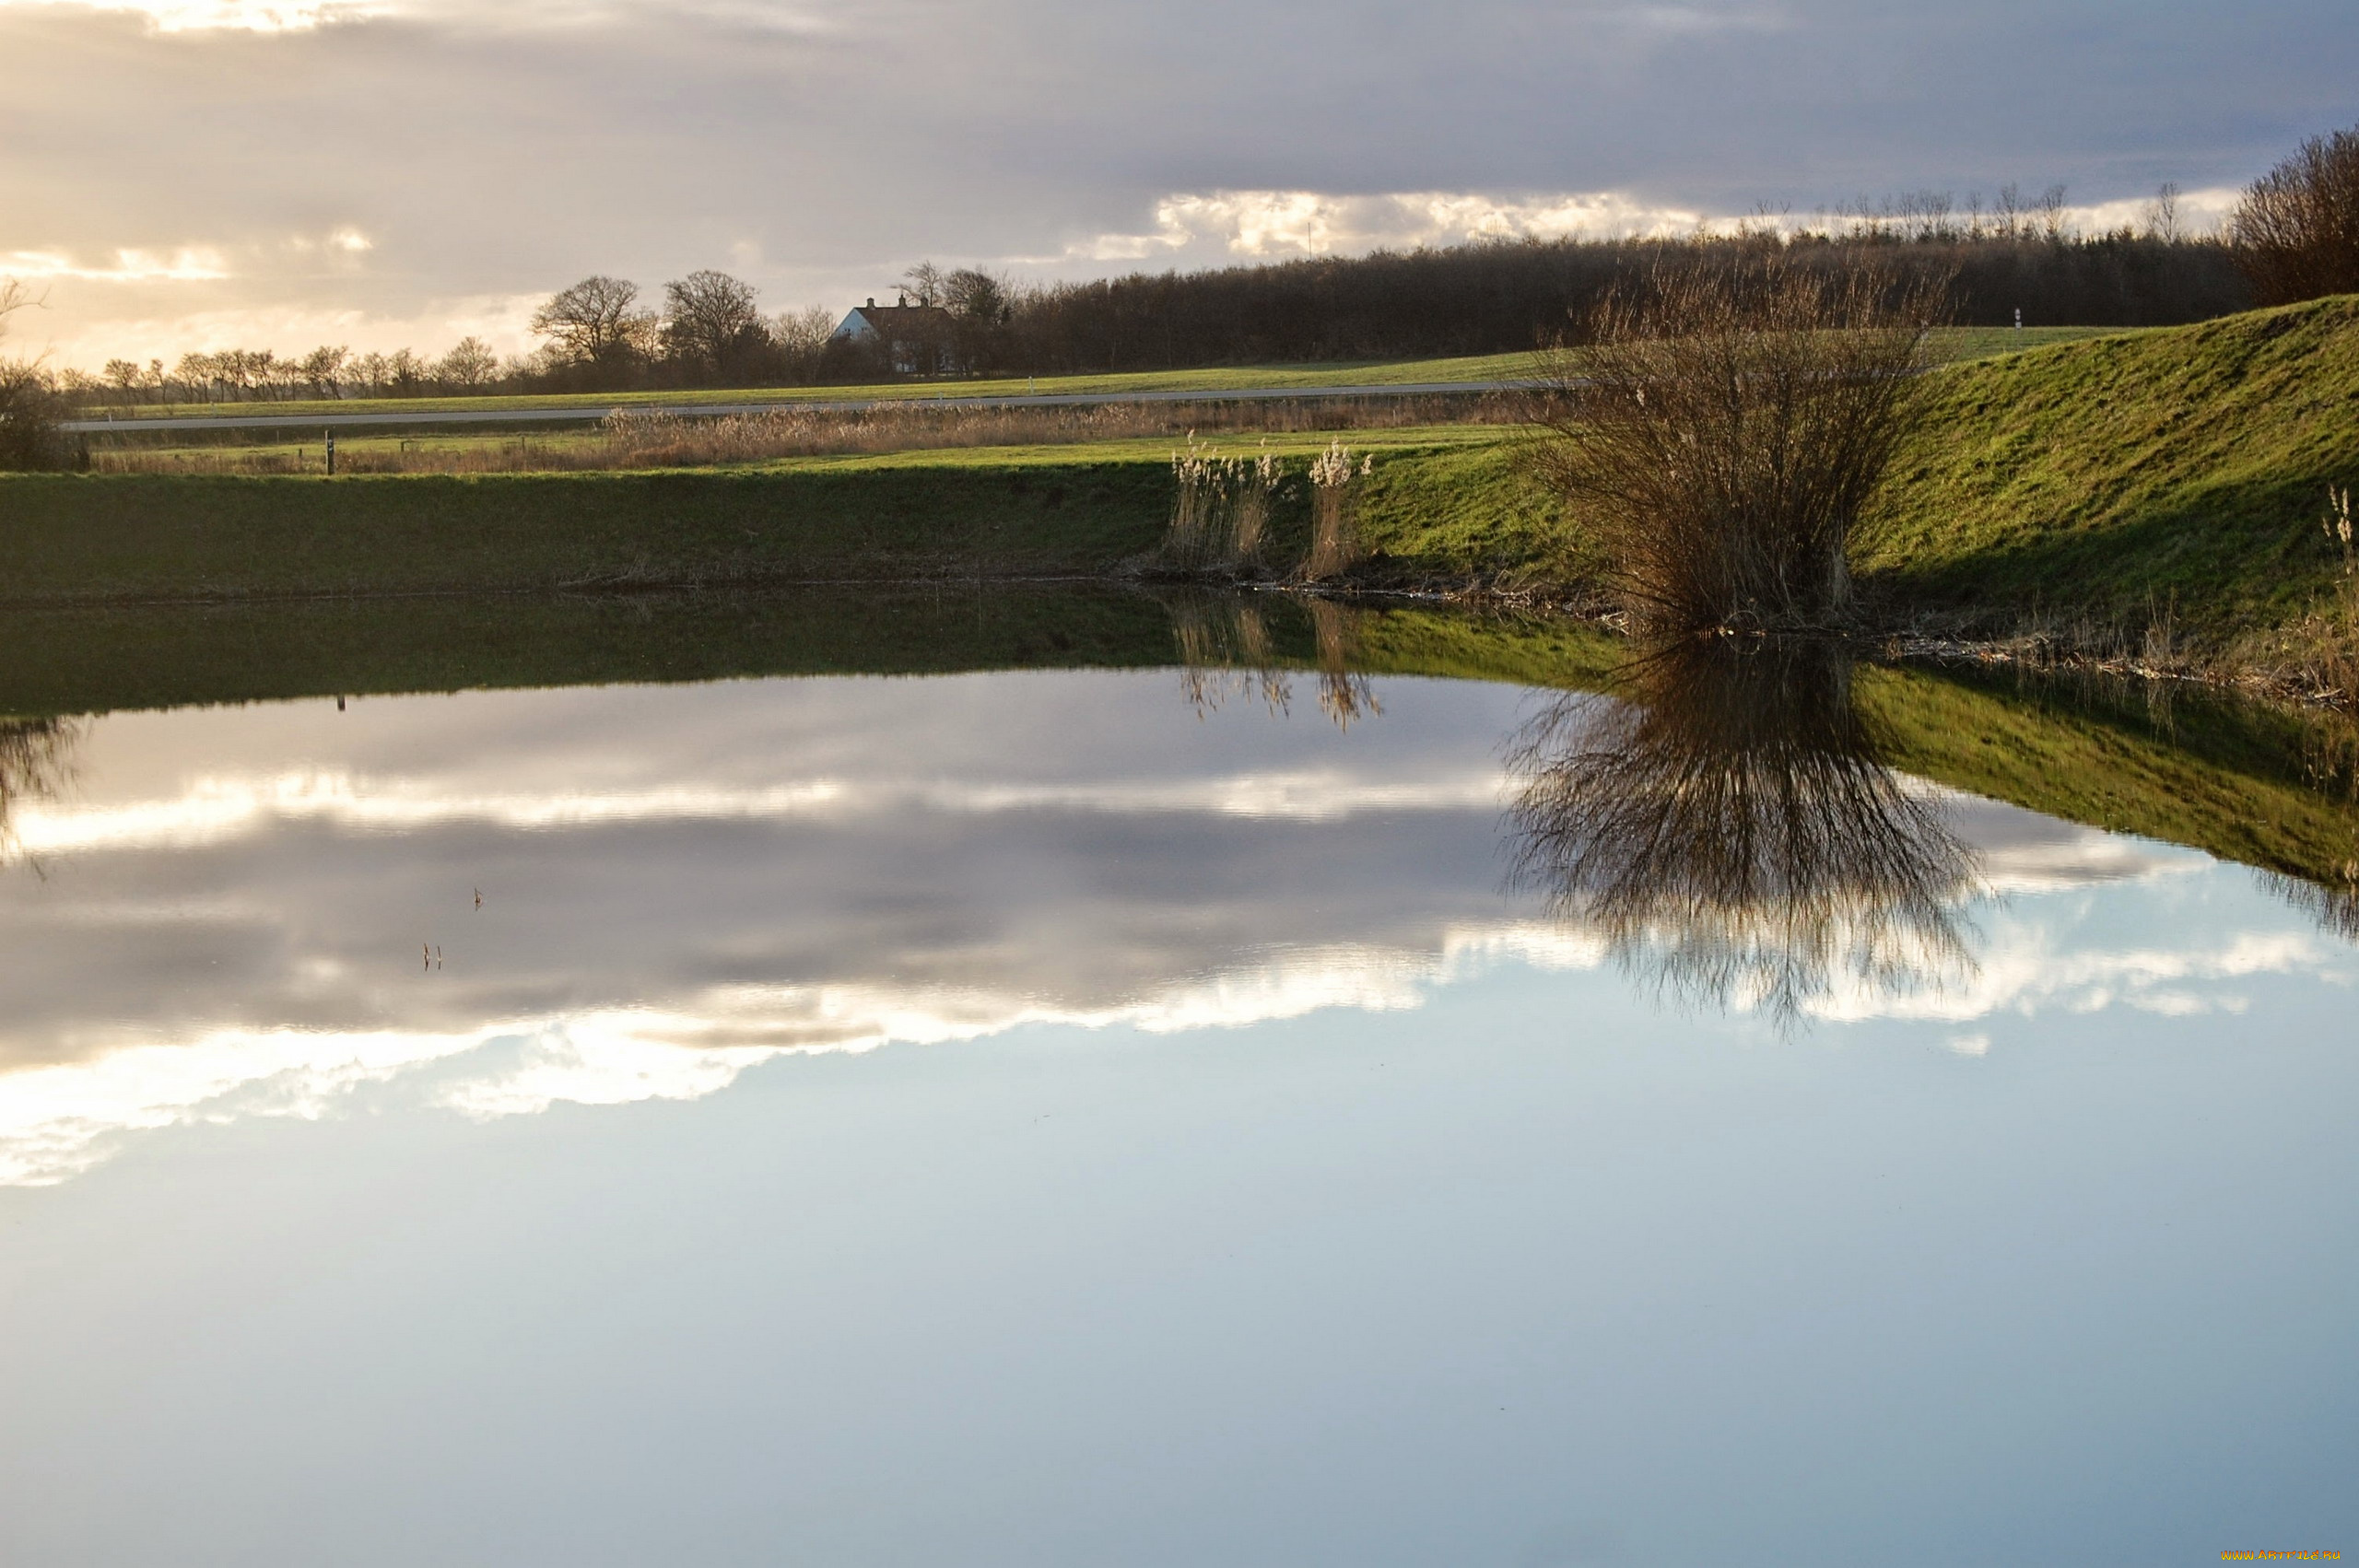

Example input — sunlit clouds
[1,0,2344,366]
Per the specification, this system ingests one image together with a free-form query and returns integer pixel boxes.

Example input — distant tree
[944,267,1010,322]
[385,347,428,395]
[772,305,837,380]
[298,345,350,399]
[531,275,658,375]
[896,261,946,307]
[103,358,143,403]
[438,335,499,388]
[660,270,767,380]
[943,267,1013,373]
[2232,124,2359,305]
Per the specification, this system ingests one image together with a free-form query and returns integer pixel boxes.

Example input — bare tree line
[20,132,2359,422]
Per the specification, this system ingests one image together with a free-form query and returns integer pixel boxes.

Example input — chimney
[865,298,875,309]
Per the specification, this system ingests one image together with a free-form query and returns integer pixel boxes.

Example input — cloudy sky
[2,0,2353,365]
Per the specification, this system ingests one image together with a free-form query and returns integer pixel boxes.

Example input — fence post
[325,431,336,475]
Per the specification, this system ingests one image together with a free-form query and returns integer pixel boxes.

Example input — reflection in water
[1168,591,1380,731]
[1507,638,1979,1023]
[0,719,79,861]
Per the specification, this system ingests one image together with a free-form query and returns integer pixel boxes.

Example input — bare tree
[2232,124,2359,305]
[438,336,499,388]
[531,275,658,372]
[298,345,350,399]
[897,260,945,306]
[661,270,767,378]
[772,305,837,379]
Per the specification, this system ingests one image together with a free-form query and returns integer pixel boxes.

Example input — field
[79,325,2120,427]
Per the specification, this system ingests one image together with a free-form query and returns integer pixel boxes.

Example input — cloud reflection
[0,663,2330,1185]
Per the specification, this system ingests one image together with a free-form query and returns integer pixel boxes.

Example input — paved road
[64,380,1539,436]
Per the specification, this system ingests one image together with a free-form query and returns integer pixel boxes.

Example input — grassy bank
[1859,294,2359,649]
[0,462,1180,602]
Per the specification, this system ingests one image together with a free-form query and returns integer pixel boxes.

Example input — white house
[830,298,960,375]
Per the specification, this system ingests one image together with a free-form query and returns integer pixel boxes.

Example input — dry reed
[1299,439,1374,580]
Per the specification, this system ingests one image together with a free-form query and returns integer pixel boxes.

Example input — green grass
[0,462,1178,602]
[84,327,2111,427]
[1860,295,2359,640]
[0,431,1537,603]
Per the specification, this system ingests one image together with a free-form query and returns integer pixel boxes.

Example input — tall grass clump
[1531,251,1948,635]
[1299,439,1372,579]
[1162,439,1282,572]
[2305,485,2359,704]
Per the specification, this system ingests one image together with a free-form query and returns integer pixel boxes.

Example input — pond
[0,591,2352,1564]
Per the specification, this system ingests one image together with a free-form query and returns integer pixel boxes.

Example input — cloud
[2,0,2346,364]
[1059,190,1711,264]
[0,0,378,30]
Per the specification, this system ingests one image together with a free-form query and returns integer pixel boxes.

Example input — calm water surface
[0,656,2352,1565]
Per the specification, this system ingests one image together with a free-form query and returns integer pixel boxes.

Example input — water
[0,604,2353,1564]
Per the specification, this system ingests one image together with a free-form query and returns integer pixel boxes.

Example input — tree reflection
[0,717,80,866]
[1506,638,1979,1024]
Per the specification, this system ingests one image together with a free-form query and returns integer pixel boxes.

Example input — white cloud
[0,245,230,282]
[1062,189,1711,263]
[0,0,380,31]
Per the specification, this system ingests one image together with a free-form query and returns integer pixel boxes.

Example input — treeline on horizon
[56,220,2250,407]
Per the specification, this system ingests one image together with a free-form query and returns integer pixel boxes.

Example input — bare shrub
[2231,124,2359,306]
[1529,252,1948,635]
[1506,638,1977,1026]
[0,282,73,473]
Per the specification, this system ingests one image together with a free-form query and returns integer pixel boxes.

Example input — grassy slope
[1860,295,2359,639]
[0,463,1178,602]
[0,430,1546,603]
[88,327,2109,426]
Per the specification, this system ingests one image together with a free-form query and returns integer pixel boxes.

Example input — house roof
[839,303,957,338]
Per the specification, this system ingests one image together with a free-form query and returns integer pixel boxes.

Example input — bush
[0,359,73,472]
[1529,250,1947,634]
[2231,124,2359,306]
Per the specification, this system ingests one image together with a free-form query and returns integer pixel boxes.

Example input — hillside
[1859,294,2359,643]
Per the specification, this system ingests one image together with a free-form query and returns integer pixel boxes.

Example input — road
[63,380,1537,436]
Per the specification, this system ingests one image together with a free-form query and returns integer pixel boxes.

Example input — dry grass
[1163,439,1283,571]
[86,393,1514,477]
[1530,250,1947,635]
[1300,439,1374,580]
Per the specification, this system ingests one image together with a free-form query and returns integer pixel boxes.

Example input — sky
[2,0,2354,367]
